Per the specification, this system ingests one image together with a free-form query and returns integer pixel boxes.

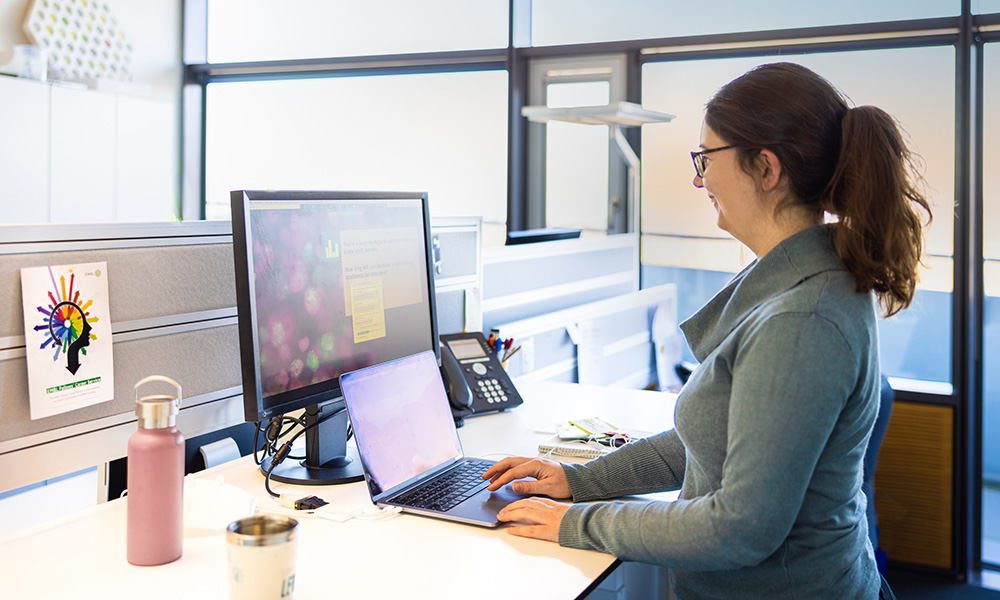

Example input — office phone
[440,332,523,425]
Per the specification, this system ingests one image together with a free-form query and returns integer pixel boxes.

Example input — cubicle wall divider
[0,217,482,495]
[0,222,241,494]
[428,217,483,336]
[479,233,679,390]
[481,234,640,335]
[495,284,679,390]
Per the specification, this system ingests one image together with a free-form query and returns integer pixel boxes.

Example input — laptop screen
[341,351,463,497]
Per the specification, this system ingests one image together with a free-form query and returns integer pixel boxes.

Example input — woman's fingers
[496,497,570,543]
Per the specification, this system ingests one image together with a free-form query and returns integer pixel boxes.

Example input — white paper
[575,320,604,386]
[651,300,682,391]
[463,286,483,333]
[20,261,114,420]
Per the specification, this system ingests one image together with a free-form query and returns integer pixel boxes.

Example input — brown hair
[705,62,931,317]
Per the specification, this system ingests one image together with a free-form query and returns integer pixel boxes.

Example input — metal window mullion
[967,14,987,575]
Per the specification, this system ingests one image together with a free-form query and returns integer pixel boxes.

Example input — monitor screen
[231,190,439,484]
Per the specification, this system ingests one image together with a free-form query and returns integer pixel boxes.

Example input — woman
[483,63,930,599]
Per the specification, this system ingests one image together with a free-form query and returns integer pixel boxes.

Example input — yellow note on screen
[351,278,387,343]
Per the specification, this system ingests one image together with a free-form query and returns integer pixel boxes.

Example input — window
[530,0,958,46]
[981,41,1000,567]
[206,0,508,62]
[976,0,1000,13]
[204,71,509,237]
[525,55,630,234]
[544,81,611,233]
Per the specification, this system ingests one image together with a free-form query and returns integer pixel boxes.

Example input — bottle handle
[134,375,182,409]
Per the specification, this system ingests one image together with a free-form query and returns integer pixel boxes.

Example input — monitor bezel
[231,189,440,424]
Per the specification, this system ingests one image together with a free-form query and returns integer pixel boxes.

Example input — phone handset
[440,343,474,424]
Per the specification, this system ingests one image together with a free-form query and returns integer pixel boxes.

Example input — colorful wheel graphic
[32,268,98,375]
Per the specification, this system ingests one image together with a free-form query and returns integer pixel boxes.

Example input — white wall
[0,0,182,101]
[0,0,183,222]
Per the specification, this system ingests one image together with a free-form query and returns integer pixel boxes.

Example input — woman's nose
[693,173,704,188]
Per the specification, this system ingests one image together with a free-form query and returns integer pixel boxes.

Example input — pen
[502,345,521,362]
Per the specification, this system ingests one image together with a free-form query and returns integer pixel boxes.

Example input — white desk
[0,380,677,599]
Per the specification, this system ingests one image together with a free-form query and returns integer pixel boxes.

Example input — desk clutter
[538,417,646,459]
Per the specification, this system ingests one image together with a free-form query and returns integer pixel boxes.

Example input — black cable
[257,408,351,494]
[257,407,354,498]
[264,440,293,498]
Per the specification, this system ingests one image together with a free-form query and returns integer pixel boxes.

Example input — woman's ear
[756,149,783,192]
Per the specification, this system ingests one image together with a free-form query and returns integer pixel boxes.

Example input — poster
[20,261,114,420]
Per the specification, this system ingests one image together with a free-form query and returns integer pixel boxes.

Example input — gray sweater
[558,225,881,599]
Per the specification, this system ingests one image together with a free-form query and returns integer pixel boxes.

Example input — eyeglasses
[690,145,734,178]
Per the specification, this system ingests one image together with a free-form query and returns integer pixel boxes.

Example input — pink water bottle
[127,375,185,566]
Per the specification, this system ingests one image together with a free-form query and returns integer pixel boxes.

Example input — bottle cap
[134,376,182,429]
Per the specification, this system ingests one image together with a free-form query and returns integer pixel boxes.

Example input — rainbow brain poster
[20,261,114,420]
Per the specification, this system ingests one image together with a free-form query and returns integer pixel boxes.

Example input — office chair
[864,375,894,577]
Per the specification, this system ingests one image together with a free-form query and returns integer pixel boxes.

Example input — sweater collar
[680,225,844,362]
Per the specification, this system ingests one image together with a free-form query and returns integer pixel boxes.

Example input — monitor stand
[260,401,365,485]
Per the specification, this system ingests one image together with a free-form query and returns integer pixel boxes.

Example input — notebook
[537,436,613,459]
[339,350,526,528]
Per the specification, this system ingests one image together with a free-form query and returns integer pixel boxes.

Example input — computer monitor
[231,190,439,485]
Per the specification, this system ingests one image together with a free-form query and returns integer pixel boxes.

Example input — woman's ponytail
[822,106,932,317]
[706,63,933,317]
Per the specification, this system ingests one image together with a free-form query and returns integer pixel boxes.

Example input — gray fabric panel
[435,288,467,336]
[433,231,478,280]
[0,323,241,444]
[1,242,236,338]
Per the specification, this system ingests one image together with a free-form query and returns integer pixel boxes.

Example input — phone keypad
[476,378,509,404]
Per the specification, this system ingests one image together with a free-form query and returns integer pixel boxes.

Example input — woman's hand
[497,497,571,542]
[483,456,571,498]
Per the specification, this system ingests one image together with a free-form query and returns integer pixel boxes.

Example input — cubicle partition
[481,233,640,333]
[0,217,482,495]
[428,217,483,336]
[495,284,678,390]
[0,222,242,494]
[480,233,679,390]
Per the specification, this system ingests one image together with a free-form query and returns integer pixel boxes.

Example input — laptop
[339,350,526,527]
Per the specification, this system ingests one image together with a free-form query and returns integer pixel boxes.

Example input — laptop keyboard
[394,460,493,512]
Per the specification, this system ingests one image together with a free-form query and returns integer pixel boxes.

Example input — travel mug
[226,515,299,600]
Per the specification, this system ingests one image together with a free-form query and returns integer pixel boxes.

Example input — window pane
[207,0,508,63]
[975,0,1000,13]
[982,42,1000,566]
[640,47,954,383]
[204,71,508,227]
[531,0,958,47]
[547,82,610,108]
[544,82,611,232]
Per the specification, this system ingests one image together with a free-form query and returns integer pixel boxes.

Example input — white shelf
[521,101,675,127]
